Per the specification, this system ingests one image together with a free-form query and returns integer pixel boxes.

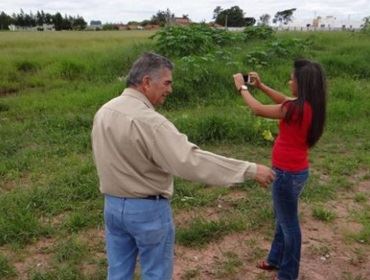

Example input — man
[92,52,275,280]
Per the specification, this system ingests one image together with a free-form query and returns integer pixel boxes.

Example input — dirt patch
[358,180,370,193]
[10,238,55,280]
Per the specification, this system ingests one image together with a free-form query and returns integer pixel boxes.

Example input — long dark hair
[283,59,327,148]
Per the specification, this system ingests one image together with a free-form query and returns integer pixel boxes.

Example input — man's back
[92,88,173,198]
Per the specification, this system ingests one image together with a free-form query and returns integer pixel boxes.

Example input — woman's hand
[233,73,245,92]
[248,72,262,88]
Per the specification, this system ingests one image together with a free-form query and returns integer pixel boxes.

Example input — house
[9,24,55,31]
[172,16,191,26]
[143,24,160,30]
[88,20,102,30]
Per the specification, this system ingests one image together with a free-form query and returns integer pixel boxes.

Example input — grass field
[0,29,369,279]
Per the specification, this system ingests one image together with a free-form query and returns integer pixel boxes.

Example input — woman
[233,59,327,280]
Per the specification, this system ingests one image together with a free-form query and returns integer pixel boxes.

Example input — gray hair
[126,52,173,87]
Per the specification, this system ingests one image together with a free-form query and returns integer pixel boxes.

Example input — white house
[279,15,363,31]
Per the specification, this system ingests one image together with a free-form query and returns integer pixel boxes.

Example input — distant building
[172,16,191,26]
[88,20,102,30]
[279,15,362,31]
[143,24,160,30]
[9,24,55,31]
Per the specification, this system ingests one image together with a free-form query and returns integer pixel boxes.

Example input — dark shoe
[257,260,279,271]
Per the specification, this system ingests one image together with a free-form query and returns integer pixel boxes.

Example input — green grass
[0,29,370,278]
[0,253,16,279]
[312,206,337,222]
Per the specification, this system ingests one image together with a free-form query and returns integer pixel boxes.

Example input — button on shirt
[92,88,257,198]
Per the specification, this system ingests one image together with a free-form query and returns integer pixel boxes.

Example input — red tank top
[272,102,312,171]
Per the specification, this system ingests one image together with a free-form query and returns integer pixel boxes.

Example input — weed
[181,268,201,280]
[312,206,336,222]
[341,272,367,280]
[354,193,367,203]
[0,253,16,278]
[54,237,87,263]
[215,251,243,277]
[176,218,245,247]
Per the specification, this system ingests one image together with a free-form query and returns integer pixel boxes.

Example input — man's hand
[255,164,275,188]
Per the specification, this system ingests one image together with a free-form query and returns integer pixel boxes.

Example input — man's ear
[142,75,151,90]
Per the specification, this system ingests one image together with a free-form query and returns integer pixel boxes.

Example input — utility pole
[225,14,228,30]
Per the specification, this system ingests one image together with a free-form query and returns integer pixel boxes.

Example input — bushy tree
[259,14,271,26]
[1,9,86,30]
[150,9,174,27]
[0,11,14,30]
[215,6,246,27]
[245,17,256,26]
[361,16,370,32]
[273,8,296,25]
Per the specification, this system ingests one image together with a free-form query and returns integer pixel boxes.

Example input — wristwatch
[239,85,248,92]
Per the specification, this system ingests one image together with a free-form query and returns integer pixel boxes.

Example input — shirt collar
[122,88,154,110]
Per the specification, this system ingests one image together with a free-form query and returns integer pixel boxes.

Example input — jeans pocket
[127,212,166,246]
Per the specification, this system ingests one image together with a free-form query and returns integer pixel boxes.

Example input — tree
[0,11,14,30]
[72,16,87,30]
[213,6,222,19]
[259,14,271,25]
[215,6,246,27]
[361,16,370,31]
[150,9,174,26]
[273,8,296,25]
[52,12,63,30]
[245,17,256,26]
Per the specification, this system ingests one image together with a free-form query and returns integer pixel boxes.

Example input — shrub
[0,254,16,278]
[16,60,40,73]
[243,25,275,40]
[152,24,245,57]
[58,60,86,80]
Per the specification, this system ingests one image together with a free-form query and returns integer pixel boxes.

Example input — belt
[143,195,166,200]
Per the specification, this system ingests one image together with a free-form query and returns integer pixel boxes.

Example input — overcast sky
[1,0,369,24]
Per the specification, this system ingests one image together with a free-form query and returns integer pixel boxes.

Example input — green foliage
[215,251,243,277]
[152,24,244,57]
[0,254,16,279]
[54,237,87,263]
[0,190,52,246]
[29,265,85,280]
[58,60,86,80]
[268,38,312,58]
[0,103,10,112]
[214,6,247,27]
[360,16,370,33]
[243,25,275,40]
[170,108,275,144]
[16,60,40,73]
[312,206,336,222]
[273,8,297,25]
[243,38,311,69]
[176,218,246,247]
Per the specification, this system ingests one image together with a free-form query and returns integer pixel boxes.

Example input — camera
[243,74,252,85]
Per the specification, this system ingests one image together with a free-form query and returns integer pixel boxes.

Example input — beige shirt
[92,88,257,198]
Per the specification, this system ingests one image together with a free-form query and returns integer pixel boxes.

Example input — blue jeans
[104,195,175,280]
[267,168,309,280]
